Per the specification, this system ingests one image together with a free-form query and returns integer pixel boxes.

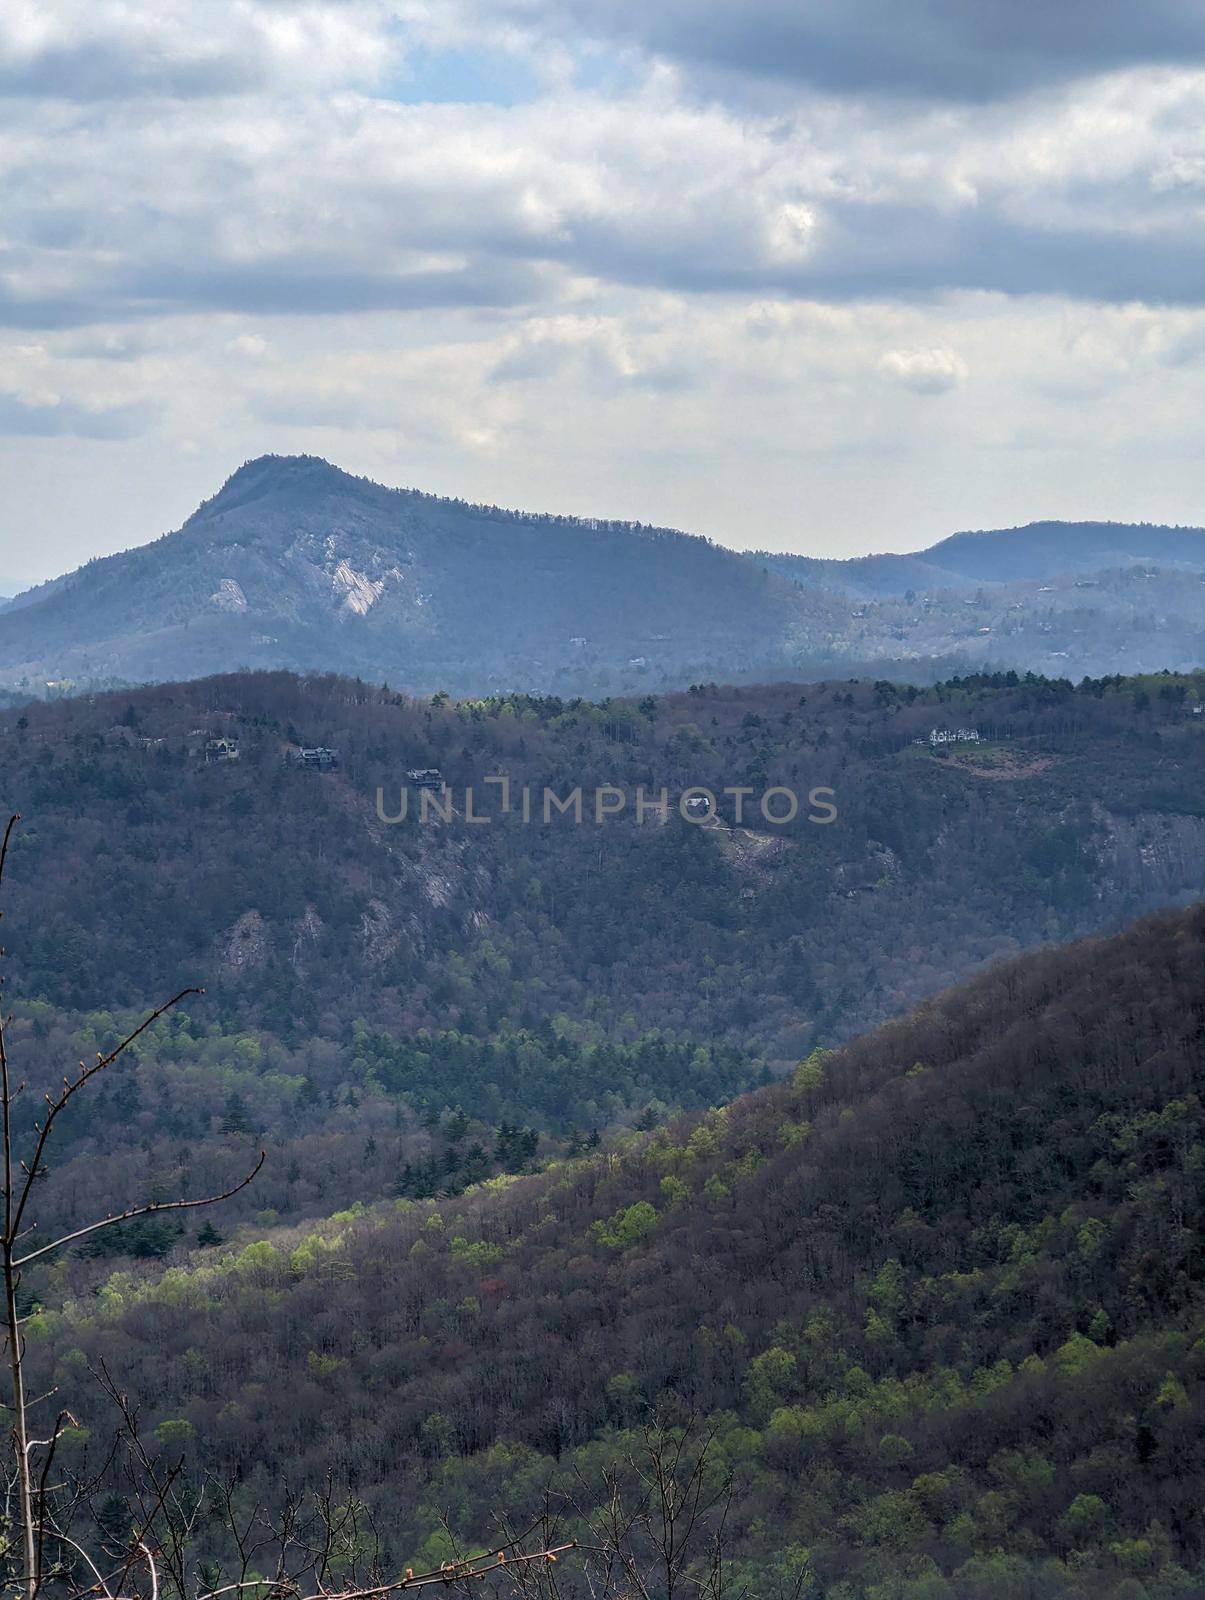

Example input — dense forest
[0,666,1202,1246]
[21,901,1205,1599]
[0,667,1202,1594]
[3,666,1203,1042]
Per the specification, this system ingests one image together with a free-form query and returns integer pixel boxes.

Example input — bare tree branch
[11,985,206,1242]
[0,810,578,1600]
[15,1153,266,1267]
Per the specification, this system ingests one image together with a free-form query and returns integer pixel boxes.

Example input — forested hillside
[1,667,1203,1248]
[803,565,1205,681]
[26,902,1205,1599]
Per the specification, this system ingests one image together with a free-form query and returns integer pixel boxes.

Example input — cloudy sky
[4,1,1205,584]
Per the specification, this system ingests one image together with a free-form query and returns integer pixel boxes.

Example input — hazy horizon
[5,447,1204,594]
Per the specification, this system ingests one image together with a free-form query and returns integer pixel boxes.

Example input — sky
[5,3,1205,585]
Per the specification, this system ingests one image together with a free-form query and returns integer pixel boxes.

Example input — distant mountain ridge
[754,518,1205,597]
[1,457,1204,693]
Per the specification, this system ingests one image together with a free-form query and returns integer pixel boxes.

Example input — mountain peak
[200,454,368,515]
[230,452,345,482]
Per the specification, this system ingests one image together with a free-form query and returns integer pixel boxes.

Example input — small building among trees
[292,746,341,770]
[406,767,443,789]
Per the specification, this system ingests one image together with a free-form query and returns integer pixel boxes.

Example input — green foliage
[1060,1492,1111,1548]
[744,1347,797,1422]
[591,1201,658,1251]
[25,898,1202,1598]
[153,1418,195,1449]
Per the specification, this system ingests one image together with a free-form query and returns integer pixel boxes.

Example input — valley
[9,7,1205,1596]
[0,663,1202,1600]
[15,878,1205,1599]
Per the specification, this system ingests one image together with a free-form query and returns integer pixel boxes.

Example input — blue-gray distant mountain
[0,455,845,696]
[755,519,1205,597]
[1,461,1203,693]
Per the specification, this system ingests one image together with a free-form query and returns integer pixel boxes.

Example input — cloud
[3,71,1205,334]
[879,345,968,393]
[0,389,149,437]
[488,318,699,392]
[473,0,1205,102]
[0,0,394,99]
[9,0,1205,578]
[225,333,269,358]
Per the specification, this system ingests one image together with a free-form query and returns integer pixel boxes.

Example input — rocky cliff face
[1095,805,1205,902]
